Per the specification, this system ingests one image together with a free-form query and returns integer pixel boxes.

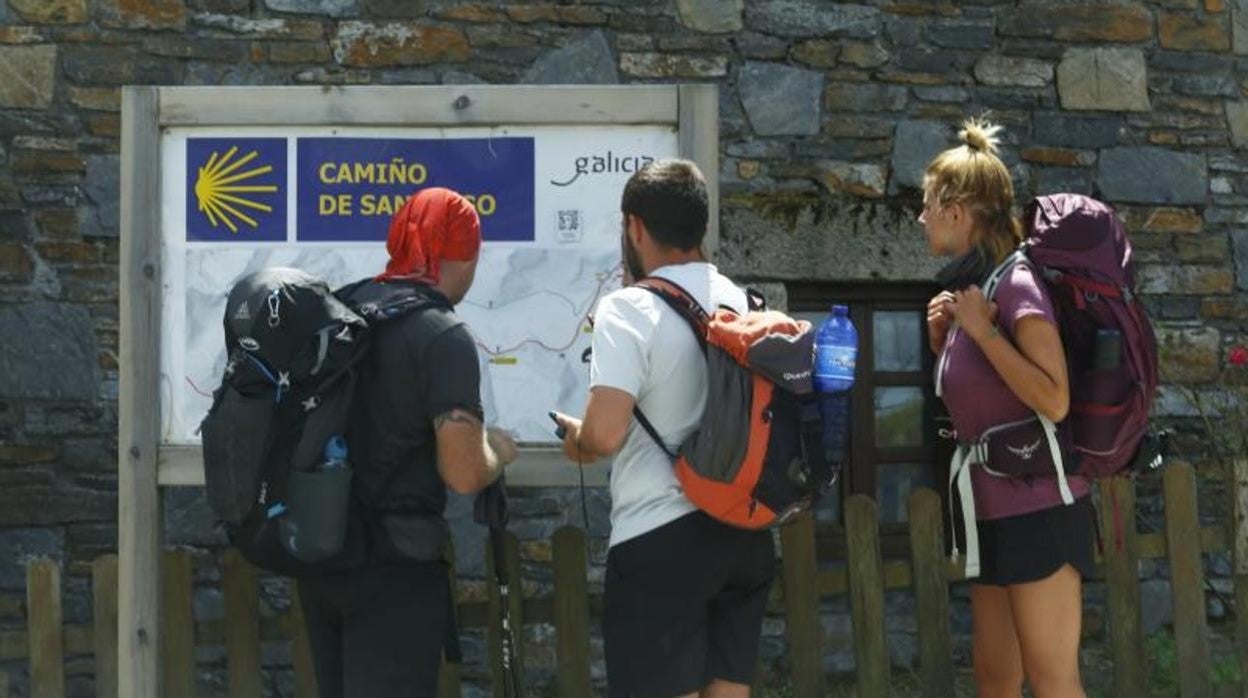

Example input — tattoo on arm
[434,409,482,430]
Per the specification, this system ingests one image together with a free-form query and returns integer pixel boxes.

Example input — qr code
[556,209,583,243]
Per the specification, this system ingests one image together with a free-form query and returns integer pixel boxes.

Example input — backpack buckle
[266,289,281,328]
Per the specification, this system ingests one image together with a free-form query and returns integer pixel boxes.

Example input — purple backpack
[984,193,1159,479]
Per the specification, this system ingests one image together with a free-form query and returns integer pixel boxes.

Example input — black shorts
[974,496,1097,586]
[604,512,777,698]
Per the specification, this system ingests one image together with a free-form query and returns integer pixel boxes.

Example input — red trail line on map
[473,268,621,357]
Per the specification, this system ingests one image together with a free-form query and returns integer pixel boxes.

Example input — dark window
[788,283,954,560]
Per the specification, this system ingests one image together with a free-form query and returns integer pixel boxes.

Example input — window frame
[788,281,954,560]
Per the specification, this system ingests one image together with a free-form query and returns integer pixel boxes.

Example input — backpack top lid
[223,267,365,382]
[709,309,815,395]
[1024,193,1136,294]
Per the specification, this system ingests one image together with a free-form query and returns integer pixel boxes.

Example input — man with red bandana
[297,187,517,698]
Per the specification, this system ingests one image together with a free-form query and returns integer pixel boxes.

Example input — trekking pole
[475,479,525,698]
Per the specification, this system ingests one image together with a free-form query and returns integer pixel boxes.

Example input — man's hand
[552,412,597,465]
[486,426,519,466]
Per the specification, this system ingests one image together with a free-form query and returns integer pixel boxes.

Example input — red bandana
[377,188,481,284]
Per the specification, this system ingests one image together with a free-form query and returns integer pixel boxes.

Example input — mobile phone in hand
[548,411,568,440]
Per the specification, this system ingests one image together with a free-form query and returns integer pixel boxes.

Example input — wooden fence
[0,461,1243,697]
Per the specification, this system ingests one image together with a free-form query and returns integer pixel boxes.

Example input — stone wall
[0,0,1246,695]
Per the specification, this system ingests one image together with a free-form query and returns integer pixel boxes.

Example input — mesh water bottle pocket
[281,466,352,563]
[201,388,275,526]
[1072,367,1133,454]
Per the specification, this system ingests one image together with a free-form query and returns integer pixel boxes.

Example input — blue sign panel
[186,138,287,242]
[297,137,535,243]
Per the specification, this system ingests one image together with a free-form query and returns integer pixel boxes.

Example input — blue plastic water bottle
[813,305,857,465]
[322,436,348,470]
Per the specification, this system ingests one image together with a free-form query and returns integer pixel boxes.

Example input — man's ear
[626,214,643,246]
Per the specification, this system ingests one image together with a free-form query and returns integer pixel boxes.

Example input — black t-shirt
[346,282,482,521]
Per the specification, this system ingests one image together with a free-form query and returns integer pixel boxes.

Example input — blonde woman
[923,119,1092,698]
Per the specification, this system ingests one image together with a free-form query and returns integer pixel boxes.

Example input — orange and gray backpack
[632,278,837,529]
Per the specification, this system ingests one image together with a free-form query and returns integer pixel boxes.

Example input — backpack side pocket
[202,387,275,526]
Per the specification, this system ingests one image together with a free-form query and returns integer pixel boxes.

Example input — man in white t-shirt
[554,160,776,698]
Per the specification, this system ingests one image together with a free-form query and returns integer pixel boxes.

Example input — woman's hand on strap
[926,291,956,355]
[947,285,1070,423]
[946,285,999,343]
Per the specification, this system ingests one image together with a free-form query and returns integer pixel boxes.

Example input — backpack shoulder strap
[630,277,710,460]
[344,282,451,325]
[334,277,370,304]
[982,249,1030,301]
[362,293,446,324]
[633,277,711,346]
[633,407,677,459]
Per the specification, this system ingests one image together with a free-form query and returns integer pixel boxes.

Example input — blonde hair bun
[959,118,1003,156]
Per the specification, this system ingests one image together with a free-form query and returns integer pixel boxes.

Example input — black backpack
[200,268,443,575]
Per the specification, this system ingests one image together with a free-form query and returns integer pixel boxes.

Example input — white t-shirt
[589,262,748,547]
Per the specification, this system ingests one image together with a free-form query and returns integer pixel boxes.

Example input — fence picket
[780,511,823,698]
[845,495,889,698]
[553,527,591,698]
[27,560,64,698]
[92,555,119,698]
[1099,477,1147,698]
[160,550,195,698]
[1234,459,1248,698]
[908,490,952,698]
[223,549,262,698]
[1164,464,1213,698]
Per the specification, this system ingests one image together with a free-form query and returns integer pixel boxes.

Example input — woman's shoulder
[988,259,1058,330]
[995,260,1051,300]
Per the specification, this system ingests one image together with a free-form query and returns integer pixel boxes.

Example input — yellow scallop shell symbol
[193,145,280,233]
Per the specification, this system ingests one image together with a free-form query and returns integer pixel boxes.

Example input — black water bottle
[1085,327,1127,451]
[1094,328,1122,370]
